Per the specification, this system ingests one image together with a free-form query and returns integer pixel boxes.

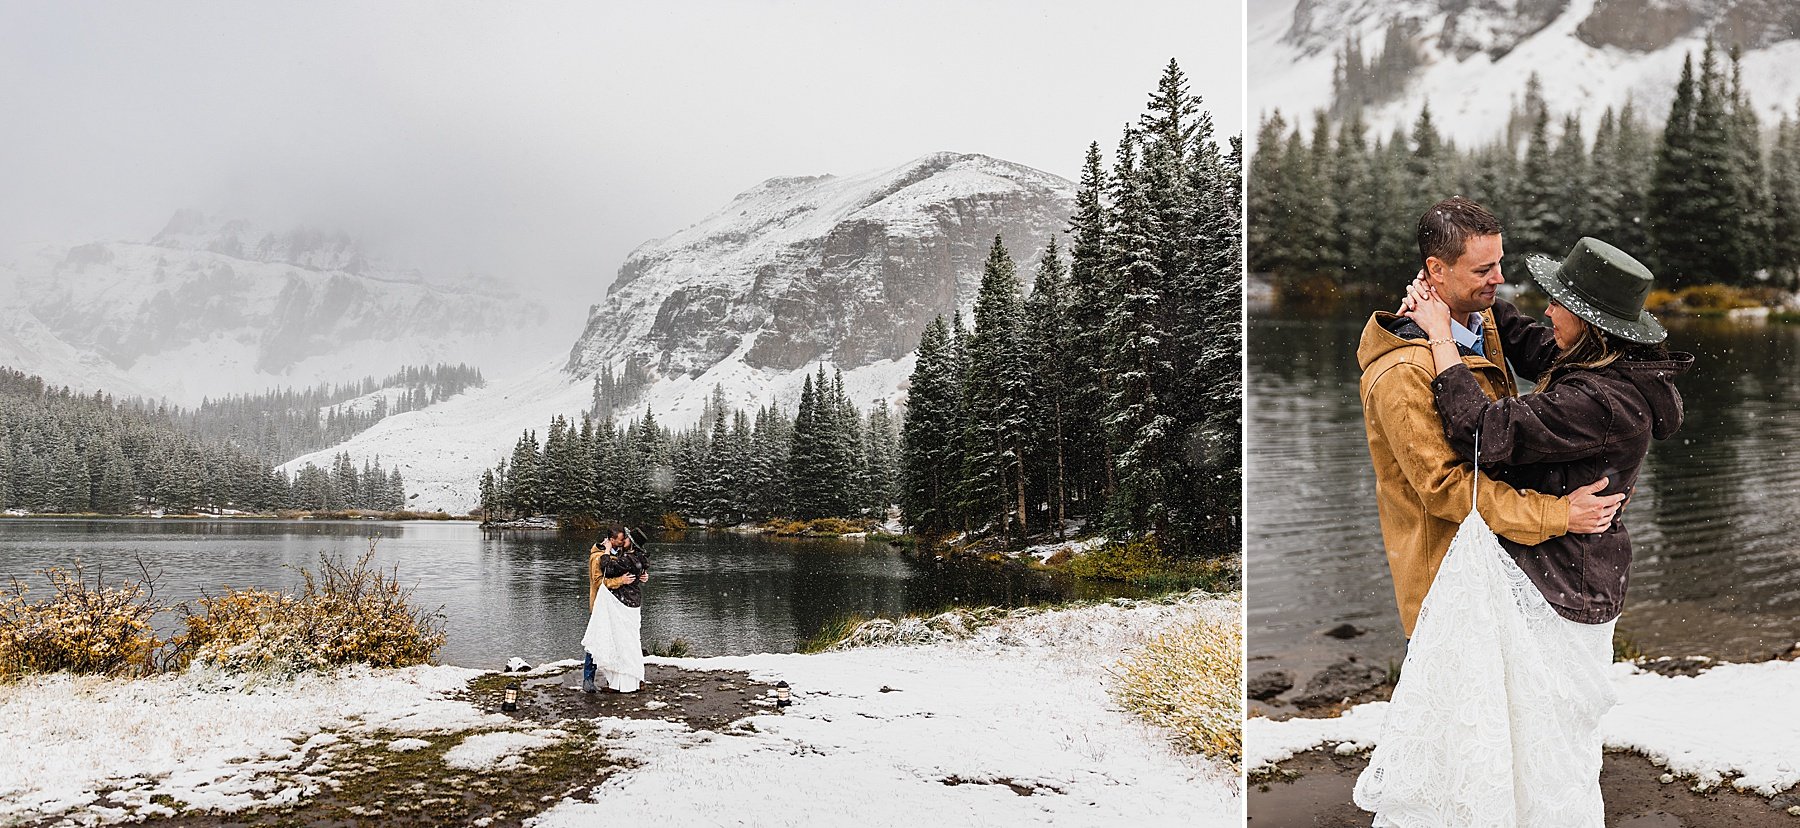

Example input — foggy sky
[0,0,1243,333]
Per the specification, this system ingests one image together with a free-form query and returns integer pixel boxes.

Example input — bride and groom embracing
[582,524,650,694]
[1353,196,1695,825]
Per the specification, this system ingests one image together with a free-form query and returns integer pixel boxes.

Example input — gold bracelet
[1425,337,1454,347]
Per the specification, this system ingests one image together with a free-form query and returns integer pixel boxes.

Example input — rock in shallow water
[1248,670,1295,701]
[1291,660,1388,709]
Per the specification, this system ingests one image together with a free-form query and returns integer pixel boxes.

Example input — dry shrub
[1111,612,1243,768]
[0,563,167,680]
[1676,284,1761,312]
[759,517,868,537]
[179,550,445,673]
[1644,288,1680,315]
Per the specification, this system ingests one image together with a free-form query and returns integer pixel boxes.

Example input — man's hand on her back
[1566,477,1625,534]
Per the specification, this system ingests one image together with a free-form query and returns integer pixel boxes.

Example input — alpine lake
[1249,297,1800,687]
[0,519,1141,668]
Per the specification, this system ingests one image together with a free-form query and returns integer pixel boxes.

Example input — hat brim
[1527,255,1667,344]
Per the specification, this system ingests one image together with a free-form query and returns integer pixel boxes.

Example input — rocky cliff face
[565,152,1076,381]
[1576,0,1800,52]
[1284,0,1571,58]
[8,212,547,403]
[1284,0,1794,57]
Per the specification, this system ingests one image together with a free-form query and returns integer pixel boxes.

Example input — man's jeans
[583,652,596,683]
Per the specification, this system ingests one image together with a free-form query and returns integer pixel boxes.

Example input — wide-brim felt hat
[1526,236,1667,344]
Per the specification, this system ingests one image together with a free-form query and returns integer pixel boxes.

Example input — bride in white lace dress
[1355,238,1693,827]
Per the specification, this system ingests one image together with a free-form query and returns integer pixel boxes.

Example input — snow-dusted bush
[1112,611,1243,767]
[0,565,165,679]
[179,552,445,673]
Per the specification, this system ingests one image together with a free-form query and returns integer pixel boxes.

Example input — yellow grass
[1111,611,1243,768]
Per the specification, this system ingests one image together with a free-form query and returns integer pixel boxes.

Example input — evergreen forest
[0,367,408,514]
[479,373,900,526]
[1251,39,1800,290]
[900,60,1242,559]
[142,363,483,462]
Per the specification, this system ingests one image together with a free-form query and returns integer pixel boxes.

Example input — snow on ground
[535,595,1243,828]
[1016,535,1110,564]
[279,358,591,513]
[281,350,917,514]
[1247,658,1800,797]
[441,729,567,772]
[0,597,1242,826]
[0,664,496,823]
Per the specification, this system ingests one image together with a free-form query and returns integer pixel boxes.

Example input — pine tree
[789,372,826,518]
[701,408,740,523]
[1588,108,1627,248]
[1724,46,1771,282]
[1101,135,1172,539]
[1371,126,1418,277]
[1651,46,1727,286]
[900,316,959,534]
[1408,102,1447,202]
[1332,111,1377,280]
[1513,107,1559,258]
[506,430,543,516]
[862,401,899,516]
[1064,143,1116,516]
[1023,237,1073,535]
[959,236,1032,543]
[1248,112,1288,274]
[1613,100,1656,258]
[1770,107,1800,288]
[0,438,11,509]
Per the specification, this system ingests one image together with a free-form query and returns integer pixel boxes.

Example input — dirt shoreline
[1250,748,1800,826]
[35,663,773,828]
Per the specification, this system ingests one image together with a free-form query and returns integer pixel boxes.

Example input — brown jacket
[588,548,647,610]
[1357,309,1570,636]
[1431,299,1693,624]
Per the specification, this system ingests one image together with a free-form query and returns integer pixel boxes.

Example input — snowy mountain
[1250,0,1800,145]
[566,151,1075,407]
[4,212,551,404]
[285,152,1077,512]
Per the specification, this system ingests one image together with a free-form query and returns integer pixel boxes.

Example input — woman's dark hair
[1540,314,1671,385]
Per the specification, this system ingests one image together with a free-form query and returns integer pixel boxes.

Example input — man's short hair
[1417,196,1502,270]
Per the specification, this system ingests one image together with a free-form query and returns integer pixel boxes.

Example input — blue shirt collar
[1451,312,1485,356]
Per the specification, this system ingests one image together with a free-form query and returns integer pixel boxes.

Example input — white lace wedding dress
[582,583,644,692]
[1354,465,1617,827]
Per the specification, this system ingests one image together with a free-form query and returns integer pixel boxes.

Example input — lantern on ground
[775,680,791,708]
[502,681,520,712]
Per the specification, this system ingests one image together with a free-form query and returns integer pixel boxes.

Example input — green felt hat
[1526,237,1667,344]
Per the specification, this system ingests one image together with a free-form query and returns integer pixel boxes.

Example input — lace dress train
[1353,507,1616,827]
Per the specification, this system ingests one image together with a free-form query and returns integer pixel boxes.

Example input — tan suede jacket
[1357,309,1571,636]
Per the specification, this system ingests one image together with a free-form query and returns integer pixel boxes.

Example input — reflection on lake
[0,520,1132,667]
[1249,304,1800,683]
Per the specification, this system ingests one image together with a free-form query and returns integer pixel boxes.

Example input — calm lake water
[1249,304,1800,684]
[0,520,1125,668]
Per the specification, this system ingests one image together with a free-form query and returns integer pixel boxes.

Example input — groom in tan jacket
[1358,197,1623,637]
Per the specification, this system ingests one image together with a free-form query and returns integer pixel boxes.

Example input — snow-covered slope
[279,355,918,514]
[290,153,1076,513]
[1250,0,1800,146]
[5,212,550,405]
[0,265,160,399]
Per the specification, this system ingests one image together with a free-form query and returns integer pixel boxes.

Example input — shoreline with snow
[0,593,1242,827]
[1248,657,1800,804]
